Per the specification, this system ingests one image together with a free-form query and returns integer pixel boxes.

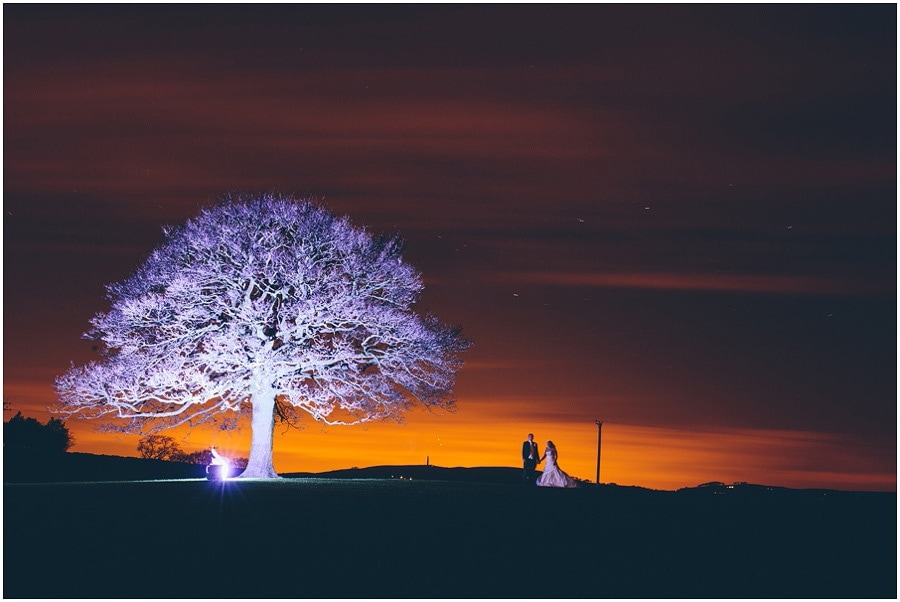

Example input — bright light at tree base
[206,464,231,481]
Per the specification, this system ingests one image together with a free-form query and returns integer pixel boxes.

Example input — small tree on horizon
[54,193,469,478]
[136,434,184,461]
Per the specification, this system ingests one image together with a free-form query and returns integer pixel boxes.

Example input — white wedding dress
[536,448,578,488]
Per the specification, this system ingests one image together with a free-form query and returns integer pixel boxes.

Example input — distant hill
[283,464,530,485]
[3,452,535,486]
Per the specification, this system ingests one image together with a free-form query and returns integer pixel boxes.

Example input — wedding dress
[536,447,578,488]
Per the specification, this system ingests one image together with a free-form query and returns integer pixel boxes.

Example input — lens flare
[207,447,232,481]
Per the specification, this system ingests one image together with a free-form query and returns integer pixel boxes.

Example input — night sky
[4,4,896,490]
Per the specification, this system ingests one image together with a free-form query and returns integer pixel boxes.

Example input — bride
[536,440,578,488]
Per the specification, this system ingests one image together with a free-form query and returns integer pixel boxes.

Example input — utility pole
[595,420,603,484]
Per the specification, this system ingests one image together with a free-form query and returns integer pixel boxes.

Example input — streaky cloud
[507,270,890,296]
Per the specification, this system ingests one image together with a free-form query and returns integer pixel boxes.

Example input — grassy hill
[3,453,896,598]
[3,451,538,485]
[3,450,207,482]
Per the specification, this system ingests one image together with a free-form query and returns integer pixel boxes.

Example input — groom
[522,433,541,485]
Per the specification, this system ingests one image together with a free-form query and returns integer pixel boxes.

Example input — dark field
[4,476,895,598]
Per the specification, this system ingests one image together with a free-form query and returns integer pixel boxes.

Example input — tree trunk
[237,386,280,479]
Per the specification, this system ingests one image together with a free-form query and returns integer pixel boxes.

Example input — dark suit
[522,440,540,484]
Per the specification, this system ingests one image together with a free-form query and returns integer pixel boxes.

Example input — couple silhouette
[521,433,578,488]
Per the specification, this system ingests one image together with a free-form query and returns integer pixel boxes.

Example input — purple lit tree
[55,193,469,478]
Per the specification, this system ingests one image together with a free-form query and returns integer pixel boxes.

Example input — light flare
[207,446,232,480]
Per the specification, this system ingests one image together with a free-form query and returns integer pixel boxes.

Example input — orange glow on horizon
[10,380,894,492]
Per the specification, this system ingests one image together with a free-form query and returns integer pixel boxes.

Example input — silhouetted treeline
[4,411,74,455]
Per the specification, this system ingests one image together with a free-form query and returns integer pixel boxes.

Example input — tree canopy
[137,434,184,461]
[55,193,469,477]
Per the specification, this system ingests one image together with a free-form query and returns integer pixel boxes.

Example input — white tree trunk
[237,386,280,479]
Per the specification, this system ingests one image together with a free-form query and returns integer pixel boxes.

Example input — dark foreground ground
[4,471,896,598]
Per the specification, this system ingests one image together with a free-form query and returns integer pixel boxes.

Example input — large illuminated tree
[55,193,469,478]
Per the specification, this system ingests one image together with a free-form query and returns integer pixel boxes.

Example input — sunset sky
[4,4,896,491]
